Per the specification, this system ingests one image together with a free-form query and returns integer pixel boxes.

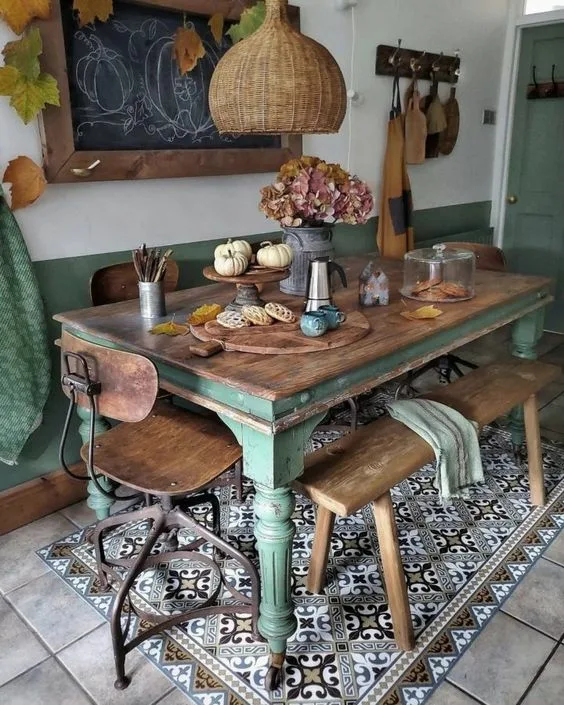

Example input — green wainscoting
[1,200,491,491]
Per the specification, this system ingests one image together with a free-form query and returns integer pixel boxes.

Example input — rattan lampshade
[209,0,347,134]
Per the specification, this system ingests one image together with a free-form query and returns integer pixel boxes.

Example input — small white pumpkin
[256,241,293,268]
[214,248,249,277]
[214,238,252,260]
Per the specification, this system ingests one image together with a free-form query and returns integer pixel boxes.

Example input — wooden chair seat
[296,359,561,652]
[81,402,242,496]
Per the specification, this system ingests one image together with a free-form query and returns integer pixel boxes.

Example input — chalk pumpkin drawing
[62,0,279,151]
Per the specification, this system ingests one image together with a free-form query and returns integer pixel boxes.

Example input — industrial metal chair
[89,260,243,501]
[396,243,507,398]
[58,331,259,690]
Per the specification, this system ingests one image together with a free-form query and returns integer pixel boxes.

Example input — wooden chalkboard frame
[37,0,302,183]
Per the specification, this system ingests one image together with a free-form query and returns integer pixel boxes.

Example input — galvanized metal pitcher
[280,226,335,296]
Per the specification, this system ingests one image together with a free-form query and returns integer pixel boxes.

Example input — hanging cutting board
[439,85,460,155]
[420,76,445,159]
[405,86,427,165]
[190,311,371,355]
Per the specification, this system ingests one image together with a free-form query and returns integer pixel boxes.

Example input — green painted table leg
[220,412,325,689]
[509,308,545,447]
[76,406,114,520]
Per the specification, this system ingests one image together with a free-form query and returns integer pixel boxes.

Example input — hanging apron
[376,73,415,259]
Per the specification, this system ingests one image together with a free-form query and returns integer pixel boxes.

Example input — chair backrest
[445,242,506,272]
[60,331,158,423]
[90,260,179,306]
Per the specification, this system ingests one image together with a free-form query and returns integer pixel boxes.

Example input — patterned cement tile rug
[38,390,564,705]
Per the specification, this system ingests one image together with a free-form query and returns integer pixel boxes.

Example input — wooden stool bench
[295,359,560,651]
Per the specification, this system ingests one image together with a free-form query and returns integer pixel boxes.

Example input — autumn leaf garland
[0,27,59,124]
[0,0,51,36]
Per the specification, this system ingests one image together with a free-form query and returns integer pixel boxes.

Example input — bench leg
[523,394,545,506]
[306,506,336,594]
[372,492,415,651]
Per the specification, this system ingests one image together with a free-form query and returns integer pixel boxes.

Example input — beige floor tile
[155,688,191,704]
[537,381,564,409]
[501,558,564,639]
[540,427,564,443]
[0,599,49,687]
[58,624,172,705]
[544,528,564,566]
[0,658,92,705]
[448,612,554,705]
[540,343,564,366]
[60,497,141,529]
[536,333,564,357]
[6,572,104,652]
[0,513,76,594]
[521,645,564,705]
[426,681,480,705]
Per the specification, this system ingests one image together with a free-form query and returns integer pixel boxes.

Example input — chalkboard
[61,0,280,152]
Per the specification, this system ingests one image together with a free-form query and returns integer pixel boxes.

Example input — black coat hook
[389,39,403,67]
[530,65,540,98]
[545,64,558,97]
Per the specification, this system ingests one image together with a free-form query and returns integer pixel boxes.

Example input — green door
[504,23,564,333]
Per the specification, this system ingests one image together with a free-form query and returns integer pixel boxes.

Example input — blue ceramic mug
[319,305,347,330]
[300,311,329,338]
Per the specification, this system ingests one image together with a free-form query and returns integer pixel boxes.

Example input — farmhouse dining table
[54,255,552,686]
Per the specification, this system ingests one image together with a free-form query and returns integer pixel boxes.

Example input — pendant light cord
[346,5,356,173]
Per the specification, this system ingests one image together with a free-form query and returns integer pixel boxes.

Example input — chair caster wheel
[265,665,281,692]
[114,676,131,690]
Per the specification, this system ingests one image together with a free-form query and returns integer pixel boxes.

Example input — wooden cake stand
[203,266,290,312]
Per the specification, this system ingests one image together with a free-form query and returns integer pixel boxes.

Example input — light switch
[482,109,496,125]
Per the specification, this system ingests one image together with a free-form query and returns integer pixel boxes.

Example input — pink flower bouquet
[259,156,374,228]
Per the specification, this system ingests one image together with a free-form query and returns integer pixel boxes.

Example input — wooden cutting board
[190,310,371,355]
[439,86,460,155]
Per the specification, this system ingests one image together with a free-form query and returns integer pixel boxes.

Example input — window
[525,0,564,14]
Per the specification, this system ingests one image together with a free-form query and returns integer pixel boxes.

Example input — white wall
[0,0,510,262]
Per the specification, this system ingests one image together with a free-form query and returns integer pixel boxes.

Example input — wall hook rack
[376,44,461,84]
[527,63,564,99]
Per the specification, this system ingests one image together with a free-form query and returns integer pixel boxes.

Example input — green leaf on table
[226,1,265,43]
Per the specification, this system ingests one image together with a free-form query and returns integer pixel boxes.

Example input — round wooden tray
[203,266,290,311]
[190,309,371,355]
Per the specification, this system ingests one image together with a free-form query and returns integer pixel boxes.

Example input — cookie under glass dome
[401,244,476,303]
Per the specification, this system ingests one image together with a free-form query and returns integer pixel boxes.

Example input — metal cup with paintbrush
[132,245,173,318]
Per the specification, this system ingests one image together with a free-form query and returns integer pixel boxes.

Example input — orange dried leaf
[149,320,189,336]
[174,27,205,75]
[208,13,224,45]
[188,303,223,326]
[0,0,51,36]
[73,0,113,27]
[2,156,46,210]
[400,305,444,321]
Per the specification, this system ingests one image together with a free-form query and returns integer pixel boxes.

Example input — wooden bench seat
[295,359,560,651]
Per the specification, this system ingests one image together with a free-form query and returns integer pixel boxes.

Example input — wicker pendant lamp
[209,0,347,134]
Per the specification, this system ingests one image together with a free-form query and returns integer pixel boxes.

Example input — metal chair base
[396,354,478,399]
[89,493,260,690]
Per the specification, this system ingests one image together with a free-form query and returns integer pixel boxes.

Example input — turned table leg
[509,308,545,455]
[76,405,115,521]
[220,411,325,691]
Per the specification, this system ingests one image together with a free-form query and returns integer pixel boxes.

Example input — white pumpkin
[256,241,293,268]
[214,238,252,260]
[214,249,249,277]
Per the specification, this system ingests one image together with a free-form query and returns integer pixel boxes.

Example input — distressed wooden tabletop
[55,256,552,401]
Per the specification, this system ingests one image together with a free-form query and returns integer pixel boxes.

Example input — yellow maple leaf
[174,27,206,76]
[188,303,223,326]
[400,305,444,321]
[0,0,51,36]
[2,156,46,210]
[208,13,224,46]
[73,0,113,27]
[149,320,189,336]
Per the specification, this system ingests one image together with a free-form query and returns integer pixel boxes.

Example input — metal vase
[138,281,166,318]
[280,226,335,296]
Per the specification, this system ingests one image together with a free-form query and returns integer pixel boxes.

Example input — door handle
[507,195,518,205]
